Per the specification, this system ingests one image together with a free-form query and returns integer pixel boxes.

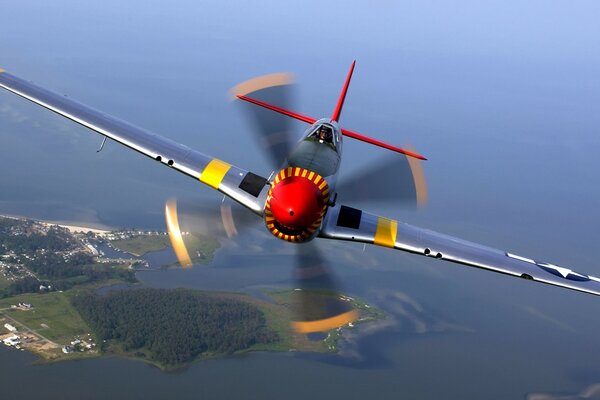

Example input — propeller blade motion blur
[165,199,193,268]
[231,73,298,169]
[291,243,358,333]
[165,198,257,267]
[336,150,428,208]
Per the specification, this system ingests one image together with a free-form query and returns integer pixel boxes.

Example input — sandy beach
[0,213,114,235]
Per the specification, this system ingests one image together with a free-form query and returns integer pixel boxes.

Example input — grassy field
[0,274,10,290]
[182,233,220,265]
[84,262,133,272]
[111,235,171,256]
[0,291,92,344]
[161,233,221,267]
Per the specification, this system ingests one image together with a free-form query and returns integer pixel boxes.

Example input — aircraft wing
[319,204,600,296]
[0,69,269,214]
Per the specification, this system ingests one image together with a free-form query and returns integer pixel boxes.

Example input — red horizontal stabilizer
[238,93,426,160]
[341,128,427,160]
[237,94,317,125]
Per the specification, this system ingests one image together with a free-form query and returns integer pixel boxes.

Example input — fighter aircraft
[1,61,599,333]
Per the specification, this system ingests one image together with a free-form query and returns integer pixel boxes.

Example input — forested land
[72,288,279,367]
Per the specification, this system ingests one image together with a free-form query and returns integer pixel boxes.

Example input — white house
[3,335,20,346]
[4,323,17,332]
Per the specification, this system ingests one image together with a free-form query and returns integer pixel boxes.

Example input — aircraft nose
[269,176,323,230]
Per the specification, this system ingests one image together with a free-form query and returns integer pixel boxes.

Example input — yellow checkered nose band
[264,167,329,243]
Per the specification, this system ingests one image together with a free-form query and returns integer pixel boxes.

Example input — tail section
[331,60,355,123]
[236,60,427,161]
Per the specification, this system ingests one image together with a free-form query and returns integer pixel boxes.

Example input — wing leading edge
[320,204,600,296]
[0,70,269,214]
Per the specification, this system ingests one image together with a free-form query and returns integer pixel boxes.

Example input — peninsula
[0,215,383,371]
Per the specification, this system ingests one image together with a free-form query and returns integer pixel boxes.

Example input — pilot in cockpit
[315,126,333,144]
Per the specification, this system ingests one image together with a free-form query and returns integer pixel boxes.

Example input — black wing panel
[320,204,600,296]
[0,70,268,214]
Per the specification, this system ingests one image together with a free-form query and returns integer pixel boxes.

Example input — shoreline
[2,286,384,371]
[0,213,115,235]
[0,214,384,371]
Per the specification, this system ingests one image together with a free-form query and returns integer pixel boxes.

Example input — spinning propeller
[165,71,427,334]
[165,197,357,333]
[230,71,428,209]
[4,59,600,336]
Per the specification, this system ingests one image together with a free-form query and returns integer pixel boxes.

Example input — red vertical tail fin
[331,60,356,123]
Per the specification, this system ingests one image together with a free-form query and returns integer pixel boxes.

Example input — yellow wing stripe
[199,159,231,189]
[0,69,5,74]
[374,217,398,248]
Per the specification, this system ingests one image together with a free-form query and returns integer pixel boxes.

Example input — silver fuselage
[285,118,343,192]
